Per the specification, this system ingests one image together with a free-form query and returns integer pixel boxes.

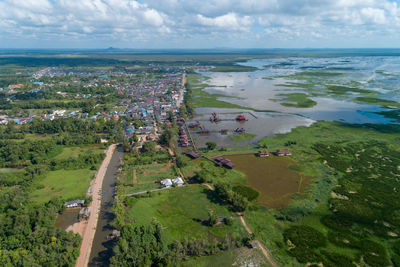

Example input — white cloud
[0,0,399,47]
[197,12,252,31]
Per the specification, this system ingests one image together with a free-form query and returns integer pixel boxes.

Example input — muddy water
[55,209,80,230]
[88,145,124,267]
[225,154,312,209]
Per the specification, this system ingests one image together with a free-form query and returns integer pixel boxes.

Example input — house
[214,156,235,169]
[258,150,270,157]
[186,151,201,159]
[161,179,173,188]
[276,149,292,156]
[172,177,184,186]
[251,241,259,249]
[64,199,85,208]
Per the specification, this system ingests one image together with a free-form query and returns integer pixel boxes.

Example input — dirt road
[238,214,279,267]
[74,144,116,267]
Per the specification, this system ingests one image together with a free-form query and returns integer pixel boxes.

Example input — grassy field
[125,185,248,244]
[243,121,400,266]
[136,163,175,183]
[183,247,268,267]
[228,133,256,142]
[226,154,312,209]
[124,183,160,194]
[210,64,259,72]
[30,169,95,203]
[54,145,104,160]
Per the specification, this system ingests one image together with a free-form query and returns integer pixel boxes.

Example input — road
[237,214,279,267]
[202,183,279,267]
[75,144,116,267]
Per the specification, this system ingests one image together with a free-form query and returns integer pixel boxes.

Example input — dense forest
[0,117,122,266]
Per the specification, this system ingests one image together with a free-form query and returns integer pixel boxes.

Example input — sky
[0,0,400,49]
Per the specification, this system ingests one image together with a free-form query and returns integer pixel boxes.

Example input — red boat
[236,115,248,121]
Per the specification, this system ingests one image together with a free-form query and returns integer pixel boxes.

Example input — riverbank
[74,144,116,267]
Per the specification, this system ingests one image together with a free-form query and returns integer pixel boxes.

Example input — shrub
[283,225,326,249]
[320,250,356,267]
[232,185,260,202]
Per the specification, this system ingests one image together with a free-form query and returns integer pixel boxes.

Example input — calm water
[191,57,399,147]
[88,146,124,267]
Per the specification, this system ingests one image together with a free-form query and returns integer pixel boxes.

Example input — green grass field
[30,169,95,203]
[126,183,161,194]
[183,247,268,266]
[54,145,104,160]
[126,185,247,244]
[245,121,400,266]
[209,64,259,72]
[136,163,175,183]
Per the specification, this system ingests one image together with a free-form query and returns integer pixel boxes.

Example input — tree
[176,154,187,168]
[206,141,217,150]
[142,141,156,152]
[208,210,218,226]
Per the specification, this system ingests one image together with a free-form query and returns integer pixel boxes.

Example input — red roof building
[276,149,292,156]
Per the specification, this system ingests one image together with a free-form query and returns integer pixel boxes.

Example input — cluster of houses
[214,156,236,169]
[178,125,190,147]
[160,177,185,188]
[257,149,292,157]
[124,72,185,142]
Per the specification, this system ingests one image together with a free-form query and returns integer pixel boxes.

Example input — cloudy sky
[0,0,400,49]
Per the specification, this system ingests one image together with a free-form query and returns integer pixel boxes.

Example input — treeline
[0,187,81,266]
[183,81,193,115]
[111,222,249,266]
[1,117,121,139]
[29,117,118,134]
[0,99,92,110]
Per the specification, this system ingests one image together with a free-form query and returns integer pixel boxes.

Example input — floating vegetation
[274,93,317,108]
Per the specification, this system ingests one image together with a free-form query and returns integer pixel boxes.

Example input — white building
[161,179,173,188]
[64,199,85,208]
[172,177,184,186]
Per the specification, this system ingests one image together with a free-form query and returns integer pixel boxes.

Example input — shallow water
[188,108,313,147]
[191,57,399,148]
[55,209,80,230]
[200,56,400,123]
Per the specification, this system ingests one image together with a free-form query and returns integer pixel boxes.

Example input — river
[88,145,124,267]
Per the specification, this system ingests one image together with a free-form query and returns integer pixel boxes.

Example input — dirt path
[75,144,116,267]
[237,214,279,267]
[133,168,137,184]
[202,181,279,266]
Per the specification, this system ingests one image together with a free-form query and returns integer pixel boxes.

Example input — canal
[88,145,124,266]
